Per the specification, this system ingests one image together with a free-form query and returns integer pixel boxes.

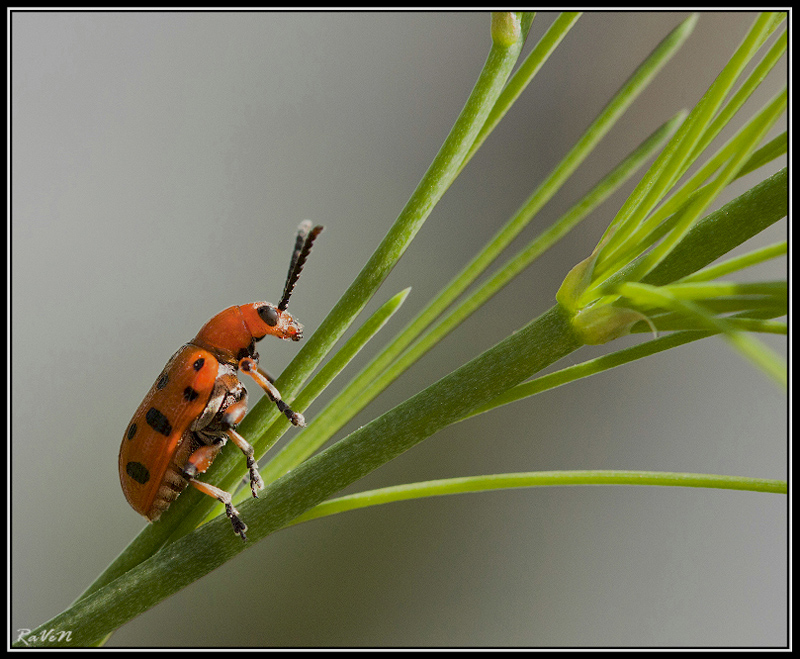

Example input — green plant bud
[491,12,521,47]
[571,304,655,345]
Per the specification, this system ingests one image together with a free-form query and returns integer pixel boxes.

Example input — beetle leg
[226,428,265,497]
[188,479,248,541]
[238,357,305,427]
[208,390,264,498]
[183,444,248,541]
[183,443,222,476]
[258,367,275,384]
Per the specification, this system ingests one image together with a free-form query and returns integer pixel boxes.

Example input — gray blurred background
[11,11,786,648]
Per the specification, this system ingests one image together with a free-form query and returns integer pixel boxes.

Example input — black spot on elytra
[156,373,169,389]
[183,387,199,402]
[127,423,137,440]
[145,407,172,436]
[193,358,205,371]
[126,461,150,485]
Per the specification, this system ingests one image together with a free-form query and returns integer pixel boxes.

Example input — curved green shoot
[290,470,787,526]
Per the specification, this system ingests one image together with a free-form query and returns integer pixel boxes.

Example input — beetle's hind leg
[189,479,248,541]
[183,445,248,541]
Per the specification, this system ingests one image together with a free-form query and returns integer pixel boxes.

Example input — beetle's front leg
[238,357,305,427]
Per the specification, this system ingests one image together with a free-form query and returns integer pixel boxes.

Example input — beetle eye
[258,305,279,327]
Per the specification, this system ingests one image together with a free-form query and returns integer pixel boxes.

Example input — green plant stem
[464,306,784,420]
[289,288,411,416]
[467,330,710,417]
[738,131,786,177]
[658,280,784,299]
[686,28,786,166]
[676,241,786,283]
[290,471,787,525]
[238,20,531,461]
[641,314,785,334]
[78,159,786,620]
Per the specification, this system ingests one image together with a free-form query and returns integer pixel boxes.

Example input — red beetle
[119,222,323,540]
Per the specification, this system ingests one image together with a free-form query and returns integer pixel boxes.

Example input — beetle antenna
[285,221,311,289]
[279,221,323,311]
